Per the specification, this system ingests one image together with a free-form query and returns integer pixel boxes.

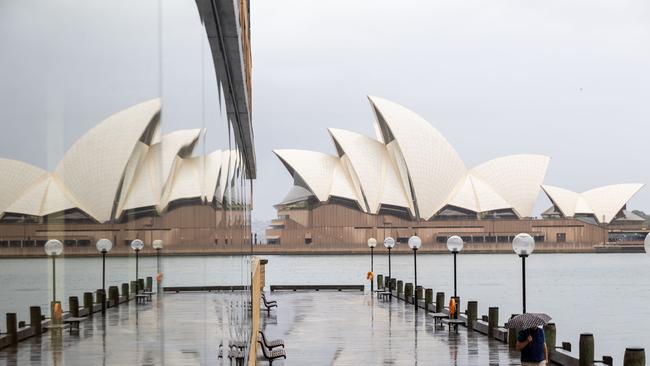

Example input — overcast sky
[1,0,649,221]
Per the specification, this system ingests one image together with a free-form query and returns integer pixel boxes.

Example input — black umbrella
[505,313,551,330]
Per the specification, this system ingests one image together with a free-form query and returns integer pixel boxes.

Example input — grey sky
[1,0,649,221]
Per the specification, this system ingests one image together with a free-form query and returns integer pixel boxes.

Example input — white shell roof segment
[274,96,566,220]
[328,128,411,213]
[471,154,550,217]
[542,183,645,223]
[4,175,80,217]
[0,159,48,216]
[54,98,161,222]
[368,95,467,219]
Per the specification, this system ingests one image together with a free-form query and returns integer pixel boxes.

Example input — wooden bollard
[424,289,433,311]
[96,289,107,313]
[122,283,130,300]
[138,278,145,293]
[109,286,119,307]
[544,323,557,350]
[69,296,80,317]
[377,274,384,289]
[6,313,18,345]
[130,281,137,294]
[396,280,403,295]
[415,286,423,301]
[83,292,94,315]
[146,276,153,291]
[404,283,413,302]
[579,333,594,366]
[435,292,445,313]
[390,278,396,291]
[385,276,391,290]
[488,307,499,338]
[466,301,477,331]
[30,306,42,335]
[508,314,519,349]
[623,348,645,366]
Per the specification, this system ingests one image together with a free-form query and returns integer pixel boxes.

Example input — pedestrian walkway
[260,292,520,365]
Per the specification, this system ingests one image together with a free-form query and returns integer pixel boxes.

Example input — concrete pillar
[544,323,557,350]
[466,301,477,331]
[579,333,594,366]
[377,274,384,290]
[68,296,79,317]
[146,276,153,291]
[6,313,18,345]
[488,307,499,338]
[436,292,445,313]
[121,283,130,300]
[404,283,413,303]
[424,289,433,311]
[109,286,119,307]
[623,348,645,366]
[30,306,42,336]
[83,292,94,315]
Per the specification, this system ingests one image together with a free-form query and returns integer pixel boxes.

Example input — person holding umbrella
[507,313,551,365]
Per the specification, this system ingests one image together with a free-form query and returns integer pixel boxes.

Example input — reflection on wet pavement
[0,292,250,366]
[261,292,521,365]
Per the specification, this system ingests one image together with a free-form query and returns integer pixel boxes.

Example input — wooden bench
[140,291,154,301]
[43,323,70,334]
[262,295,277,314]
[135,294,149,304]
[443,318,465,333]
[429,312,449,327]
[63,317,85,334]
[258,339,286,365]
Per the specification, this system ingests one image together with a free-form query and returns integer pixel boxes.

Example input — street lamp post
[44,240,63,303]
[131,239,144,293]
[367,238,377,292]
[383,237,395,292]
[512,233,535,314]
[96,238,113,293]
[153,239,164,293]
[447,236,464,319]
[408,235,421,313]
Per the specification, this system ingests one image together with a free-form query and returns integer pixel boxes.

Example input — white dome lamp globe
[383,237,395,249]
[446,235,464,253]
[131,239,144,251]
[152,239,164,250]
[96,238,113,253]
[512,233,535,257]
[367,238,377,248]
[408,235,421,250]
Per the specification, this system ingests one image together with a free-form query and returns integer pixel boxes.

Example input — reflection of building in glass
[0,100,250,255]
[267,96,646,251]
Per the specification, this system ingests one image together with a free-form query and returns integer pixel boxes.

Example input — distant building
[266,96,646,252]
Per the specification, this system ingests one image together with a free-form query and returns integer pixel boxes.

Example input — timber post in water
[579,333,594,366]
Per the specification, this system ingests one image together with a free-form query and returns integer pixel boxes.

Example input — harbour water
[1,253,649,363]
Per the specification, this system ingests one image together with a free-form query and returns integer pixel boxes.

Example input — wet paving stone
[260,292,521,365]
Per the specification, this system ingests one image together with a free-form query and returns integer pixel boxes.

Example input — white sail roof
[368,95,467,219]
[542,183,645,223]
[53,98,161,222]
[0,159,48,217]
[4,175,80,217]
[471,154,550,217]
[328,128,411,213]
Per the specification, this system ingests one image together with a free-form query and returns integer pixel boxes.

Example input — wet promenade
[0,291,520,365]
[261,292,519,365]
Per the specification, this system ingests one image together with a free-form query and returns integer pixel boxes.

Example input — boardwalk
[1,291,520,365]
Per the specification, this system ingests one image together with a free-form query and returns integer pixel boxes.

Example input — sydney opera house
[265,96,647,253]
[0,99,251,256]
